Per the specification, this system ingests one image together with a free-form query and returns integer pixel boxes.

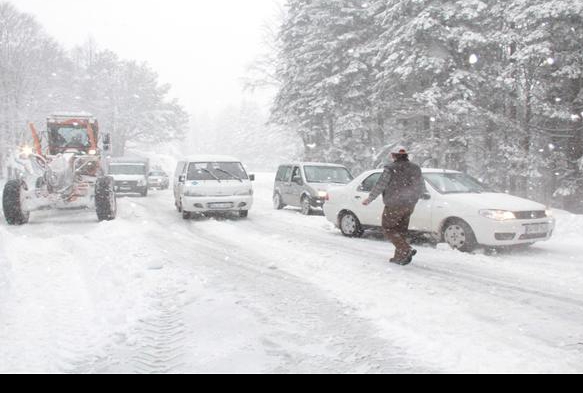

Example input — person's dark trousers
[382,206,415,261]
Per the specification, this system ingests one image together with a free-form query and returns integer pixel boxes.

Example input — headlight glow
[317,191,328,198]
[546,209,554,218]
[21,146,33,156]
[480,210,517,221]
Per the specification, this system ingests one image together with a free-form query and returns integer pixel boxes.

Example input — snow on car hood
[444,192,547,211]
[185,179,252,195]
[307,182,349,192]
[111,174,147,182]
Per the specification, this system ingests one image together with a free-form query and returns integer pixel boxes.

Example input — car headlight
[545,209,554,218]
[234,189,253,196]
[480,210,517,221]
[317,191,328,198]
[138,179,147,187]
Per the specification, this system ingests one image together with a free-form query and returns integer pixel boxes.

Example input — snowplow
[2,113,117,225]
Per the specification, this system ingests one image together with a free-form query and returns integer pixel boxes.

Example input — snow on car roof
[363,168,461,175]
[182,155,242,163]
[281,162,349,168]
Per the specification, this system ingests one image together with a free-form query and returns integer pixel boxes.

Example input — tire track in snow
[128,283,188,374]
[180,221,435,373]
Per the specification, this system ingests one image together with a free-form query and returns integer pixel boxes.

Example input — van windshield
[109,164,147,175]
[187,162,248,181]
[304,166,353,184]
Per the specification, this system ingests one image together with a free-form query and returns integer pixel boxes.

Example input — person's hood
[444,192,547,212]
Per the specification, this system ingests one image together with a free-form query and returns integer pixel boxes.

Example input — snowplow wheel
[2,180,30,226]
[96,177,117,222]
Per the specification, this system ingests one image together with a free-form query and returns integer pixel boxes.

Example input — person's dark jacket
[368,158,426,208]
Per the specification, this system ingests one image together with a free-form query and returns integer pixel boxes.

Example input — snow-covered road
[1,174,583,373]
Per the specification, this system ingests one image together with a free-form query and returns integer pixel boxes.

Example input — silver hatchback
[273,163,353,215]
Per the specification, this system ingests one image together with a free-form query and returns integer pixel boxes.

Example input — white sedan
[323,169,556,252]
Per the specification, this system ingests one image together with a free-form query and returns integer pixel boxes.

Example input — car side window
[292,167,302,181]
[360,173,382,192]
[276,166,291,182]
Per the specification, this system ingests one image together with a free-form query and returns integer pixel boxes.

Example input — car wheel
[273,193,285,210]
[300,197,313,216]
[239,210,249,218]
[443,219,478,253]
[339,211,364,238]
[182,210,191,220]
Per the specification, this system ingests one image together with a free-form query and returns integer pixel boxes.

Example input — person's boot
[390,249,417,266]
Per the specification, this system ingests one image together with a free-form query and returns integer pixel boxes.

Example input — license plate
[208,203,233,210]
[525,223,549,235]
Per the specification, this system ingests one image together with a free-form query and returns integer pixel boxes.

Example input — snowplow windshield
[49,125,92,151]
[109,164,147,175]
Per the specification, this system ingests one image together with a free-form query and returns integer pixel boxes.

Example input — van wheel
[273,193,285,210]
[239,210,249,218]
[339,212,364,238]
[300,197,313,216]
[443,219,477,253]
[182,210,191,220]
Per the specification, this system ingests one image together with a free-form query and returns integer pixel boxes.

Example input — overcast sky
[15,0,281,117]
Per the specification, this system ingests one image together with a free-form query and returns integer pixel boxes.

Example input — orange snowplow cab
[46,113,99,155]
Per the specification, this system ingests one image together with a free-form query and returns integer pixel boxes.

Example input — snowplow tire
[2,180,30,226]
[96,177,117,222]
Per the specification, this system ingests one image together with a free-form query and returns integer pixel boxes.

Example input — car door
[356,172,384,227]
[409,180,435,232]
[286,166,303,207]
[174,162,187,201]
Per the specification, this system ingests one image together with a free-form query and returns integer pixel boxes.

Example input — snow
[1,174,583,373]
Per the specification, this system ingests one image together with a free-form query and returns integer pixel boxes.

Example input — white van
[174,156,255,219]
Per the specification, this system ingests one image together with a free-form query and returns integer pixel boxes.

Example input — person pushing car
[362,147,426,265]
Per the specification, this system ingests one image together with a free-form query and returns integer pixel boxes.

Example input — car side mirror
[293,176,303,185]
[249,174,255,182]
[421,193,431,200]
[179,175,186,183]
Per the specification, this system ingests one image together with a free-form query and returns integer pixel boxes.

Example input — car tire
[300,196,313,216]
[339,211,364,238]
[182,210,191,220]
[443,219,478,253]
[239,210,249,218]
[273,193,285,210]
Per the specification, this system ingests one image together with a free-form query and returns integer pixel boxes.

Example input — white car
[174,156,255,219]
[324,169,556,252]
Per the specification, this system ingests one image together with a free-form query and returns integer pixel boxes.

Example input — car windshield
[304,166,353,184]
[424,172,488,194]
[109,164,147,175]
[49,126,91,149]
[187,162,248,181]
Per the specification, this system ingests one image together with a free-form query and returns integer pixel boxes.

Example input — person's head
[391,146,409,162]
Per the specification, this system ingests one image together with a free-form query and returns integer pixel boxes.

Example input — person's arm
[363,169,392,206]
